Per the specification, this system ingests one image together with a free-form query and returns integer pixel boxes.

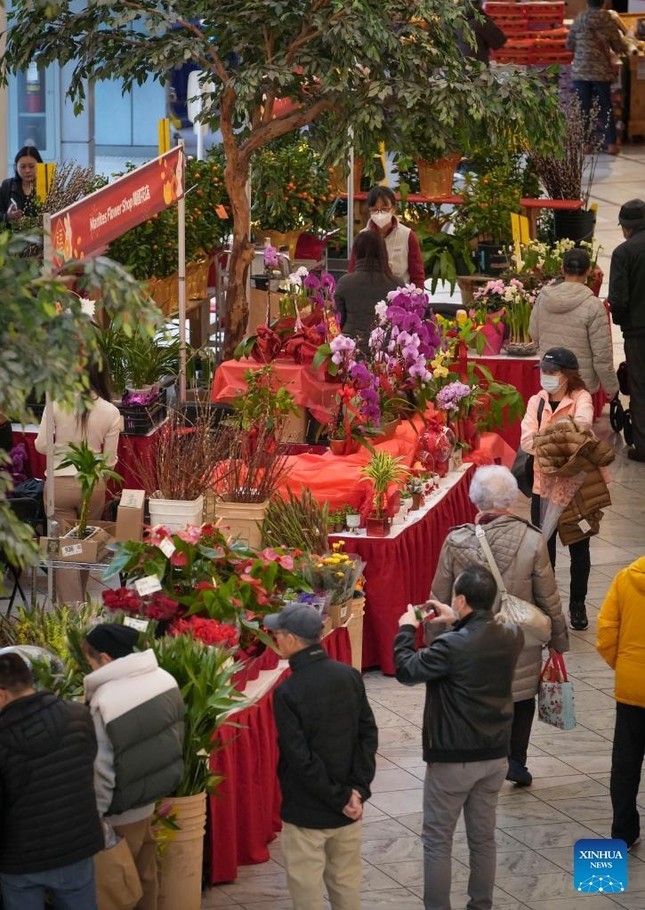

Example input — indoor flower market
[3,2,645,910]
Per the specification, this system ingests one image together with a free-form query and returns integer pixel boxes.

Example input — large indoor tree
[1,1,563,357]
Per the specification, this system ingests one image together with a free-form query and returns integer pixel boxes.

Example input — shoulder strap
[537,396,546,428]
[475,525,507,595]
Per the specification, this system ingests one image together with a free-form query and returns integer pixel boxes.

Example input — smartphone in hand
[413,603,439,622]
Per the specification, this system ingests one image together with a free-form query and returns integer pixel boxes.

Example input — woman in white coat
[35,353,121,604]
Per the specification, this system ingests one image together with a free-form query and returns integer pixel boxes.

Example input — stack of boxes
[484,1,572,66]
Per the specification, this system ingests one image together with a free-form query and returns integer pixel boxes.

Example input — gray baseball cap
[264,603,323,639]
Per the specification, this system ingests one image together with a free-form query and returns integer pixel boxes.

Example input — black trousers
[510,697,536,766]
[610,702,645,845]
[624,336,645,453]
[531,494,590,604]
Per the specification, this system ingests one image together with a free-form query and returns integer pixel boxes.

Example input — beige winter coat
[431,515,568,702]
[529,281,619,397]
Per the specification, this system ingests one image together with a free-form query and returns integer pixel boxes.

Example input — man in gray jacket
[529,247,619,400]
[394,565,523,910]
[83,624,185,910]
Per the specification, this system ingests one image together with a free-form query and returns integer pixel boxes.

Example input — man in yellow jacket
[596,557,645,851]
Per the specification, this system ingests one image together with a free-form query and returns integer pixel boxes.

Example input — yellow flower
[456,309,468,324]
[433,365,449,379]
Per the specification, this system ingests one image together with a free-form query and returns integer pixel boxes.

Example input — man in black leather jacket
[265,603,378,910]
[394,565,523,910]
[609,199,645,461]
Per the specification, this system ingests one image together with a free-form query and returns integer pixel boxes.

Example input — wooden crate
[629,56,645,140]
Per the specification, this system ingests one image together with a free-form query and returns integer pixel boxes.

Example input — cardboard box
[40,520,115,563]
[115,489,146,542]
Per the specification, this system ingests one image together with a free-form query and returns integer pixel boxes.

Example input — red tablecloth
[334,467,476,675]
[471,355,607,449]
[11,426,159,493]
[208,627,352,884]
[275,419,513,512]
[212,358,337,425]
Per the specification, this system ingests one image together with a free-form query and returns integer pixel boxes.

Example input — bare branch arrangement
[132,407,234,501]
[530,97,603,209]
[44,161,99,214]
[216,424,292,503]
[132,403,293,504]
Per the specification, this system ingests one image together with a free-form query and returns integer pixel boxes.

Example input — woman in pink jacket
[520,347,594,632]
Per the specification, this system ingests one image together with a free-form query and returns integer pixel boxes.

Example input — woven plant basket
[504,341,538,357]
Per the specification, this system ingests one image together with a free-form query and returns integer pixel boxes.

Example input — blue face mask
[540,373,562,394]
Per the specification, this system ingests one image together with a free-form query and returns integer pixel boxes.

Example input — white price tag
[158,538,176,558]
[134,575,162,596]
[578,519,592,534]
[123,616,149,632]
[61,543,83,557]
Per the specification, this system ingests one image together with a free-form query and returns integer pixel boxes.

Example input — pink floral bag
[538,653,576,731]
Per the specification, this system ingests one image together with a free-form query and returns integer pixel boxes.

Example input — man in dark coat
[394,565,523,910]
[0,652,103,909]
[609,198,645,461]
[265,603,378,910]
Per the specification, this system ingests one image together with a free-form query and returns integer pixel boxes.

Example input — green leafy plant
[251,132,335,234]
[0,602,102,699]
[361,452,408,517]
[58,441,123,538]
[150,634,246,795]
[416,227,475,293]
[98,325,180,396]
[454,163,523,247]
[262,488,330,554]
[0,228,160,585]
[231,365,299,437]
[106,152,232,280]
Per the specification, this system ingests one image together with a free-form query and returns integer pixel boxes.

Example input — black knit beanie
[85,623,138,660]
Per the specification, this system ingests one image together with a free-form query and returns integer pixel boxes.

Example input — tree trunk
[222,156,254,360]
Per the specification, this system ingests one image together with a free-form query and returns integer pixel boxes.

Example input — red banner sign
[49,146,184,262]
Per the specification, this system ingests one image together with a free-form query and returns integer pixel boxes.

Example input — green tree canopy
[1,1,563,355]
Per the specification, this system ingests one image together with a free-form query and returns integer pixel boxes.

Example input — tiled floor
[201,149,645,908]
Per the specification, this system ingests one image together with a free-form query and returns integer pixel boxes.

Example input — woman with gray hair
[431,465,569,785]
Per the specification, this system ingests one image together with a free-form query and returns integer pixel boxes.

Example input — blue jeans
[572,79,616,147]
[0,857,97,910]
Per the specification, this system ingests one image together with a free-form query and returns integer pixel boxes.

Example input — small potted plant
[360,452,408,537]
[56,440,123,557]
[406,476,424,512]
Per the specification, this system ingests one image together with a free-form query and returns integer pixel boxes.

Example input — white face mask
[371,211,393,229]
[540,373,562,393]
